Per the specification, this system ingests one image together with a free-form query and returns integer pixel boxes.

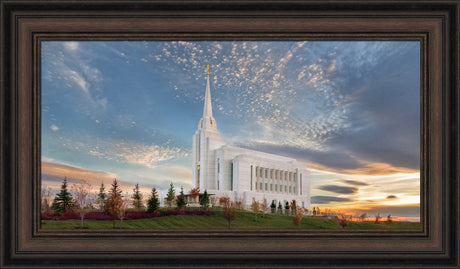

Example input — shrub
[185,208,215,216]
[41,208,215,222]
[59,210,80,220]
[158,208,214,217]
[123,210,159,220]
[337,214,350,228]
[41,210,57,220]
[85,211,113,220]
[159,209,185,216]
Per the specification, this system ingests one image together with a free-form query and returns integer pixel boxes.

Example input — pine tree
[104,179,123,228]
[199,190,210,209]
[147,187,160,213]
[97,182,106,210]
[270,200,276,214]
[51,177,75,214]
[176,187,187,209]
[132,183,143,210]
[165,182,176,208]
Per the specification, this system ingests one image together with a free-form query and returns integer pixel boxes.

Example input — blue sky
[41,41,420,220]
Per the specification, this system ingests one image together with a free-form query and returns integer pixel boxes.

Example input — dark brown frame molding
[1,1,459,268]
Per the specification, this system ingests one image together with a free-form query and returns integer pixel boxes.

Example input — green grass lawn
[41,210,421,230]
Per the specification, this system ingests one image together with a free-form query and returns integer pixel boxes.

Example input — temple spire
[203,64,213,120]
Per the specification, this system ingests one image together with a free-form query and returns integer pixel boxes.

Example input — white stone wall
[192,126,225,191]
[210,146,311,210]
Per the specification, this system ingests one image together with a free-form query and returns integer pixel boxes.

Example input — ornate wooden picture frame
[1,1,458,268]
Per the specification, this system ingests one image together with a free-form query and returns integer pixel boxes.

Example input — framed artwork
[39,40,421,230]
[1,0,458,268]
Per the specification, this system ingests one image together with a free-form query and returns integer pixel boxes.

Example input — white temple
[192,65,311,209]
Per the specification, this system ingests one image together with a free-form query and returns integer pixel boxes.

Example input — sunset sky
[41,41,420,221]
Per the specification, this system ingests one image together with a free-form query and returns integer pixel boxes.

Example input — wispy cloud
[311,196,354,204]
[318,185,359,194]
[50,124,59,132]
[89,139,190,169]
[42,161,120,187]
[63,41,79,51]
[41,161,157,196]
[153,41,418,175]
[42,42,107,109]
[90,141,189,168]
[339,179,370,186]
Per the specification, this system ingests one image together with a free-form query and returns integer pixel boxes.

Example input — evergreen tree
[51,177,75,214]
[147,187,160,213]
[277,201,283,215]
[97,182,106,210]
[132,183,143,210]
[199,190,210,209]
[270,200,276,214]
[104,178,123,228]
[176,187,187,209]
[165,182,176,208]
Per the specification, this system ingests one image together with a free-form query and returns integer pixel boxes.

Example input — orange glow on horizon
[307,161,419,176]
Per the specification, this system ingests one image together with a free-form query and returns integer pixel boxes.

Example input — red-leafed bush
[123,210,159,220]
[41,210,57,220]
[185,208,215,216]
[41,209,214,221]
[85,211,113,220]
[160,209,185,216]
[59,210,80,220]
[160,209,192,216]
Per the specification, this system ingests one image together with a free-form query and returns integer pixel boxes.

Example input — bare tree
[359,213,368,222]
[337,214,350,228]
[71,179,94,229]
[290,200,297,216]
[259,197,268,218]
[251,198,259,222]
[221,197,236,229]
[41,185,53,211]
[119,192,130,229]
[292,207,306,229]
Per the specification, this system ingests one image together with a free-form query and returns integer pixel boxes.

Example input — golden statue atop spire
[206,64,210,75]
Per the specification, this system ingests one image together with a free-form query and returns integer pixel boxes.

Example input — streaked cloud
[339,179,370,186]
[42,161,155,195]
[311,196,354,204]
[42,161,119,187]
[318,185,359,194]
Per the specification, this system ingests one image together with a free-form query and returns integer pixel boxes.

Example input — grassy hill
[41,209,421,230]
